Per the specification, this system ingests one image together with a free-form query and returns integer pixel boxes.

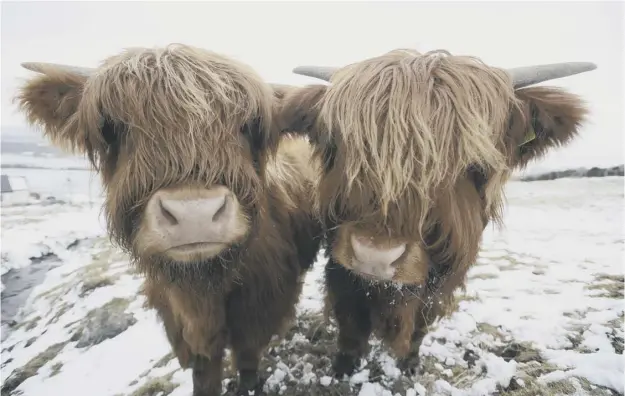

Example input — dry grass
[502,373,613,396]
[470,273,499,280]
[33,282,70,302]
[606,316,624,354]
[594,274,625,283]
[79,272,117,297]
[129,371,179,396]
[11,315,42,332]
[45,302,73,326]
[70,297,133,340]
[586,273,624,299]
[76,247,131,298]
[32,244,120,305]
[153,352,175,369]
[49,362,63,377]
[504,378,575,395]
[25,319,39,331]
[476,322,503,338]
[444,291,481,315]
[1,342,67,396]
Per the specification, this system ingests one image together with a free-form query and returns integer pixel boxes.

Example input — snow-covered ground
[1,176,623,396]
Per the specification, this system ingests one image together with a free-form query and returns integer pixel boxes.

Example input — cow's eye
[467,164,488,195]
[240,117,263,152]
[101,118,118,146]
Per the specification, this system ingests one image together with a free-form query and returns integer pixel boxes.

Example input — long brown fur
[15,44,323,396]
[280,48,591,377]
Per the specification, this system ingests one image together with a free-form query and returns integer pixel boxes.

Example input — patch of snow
[17,319,171,396]
[266,368,287,387]
[433,379,453,395]
[320,376,333,386]
[1,204,106,278]
[581,324,616,353]
[358,382,393,396]
[296,249,326,314]
[413,383,427,395]
[377,352,401,380]
[350,369,370,385]
[540,349,624,394]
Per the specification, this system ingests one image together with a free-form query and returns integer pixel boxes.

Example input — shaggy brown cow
[15,44,322,396]
[280,49,596,377]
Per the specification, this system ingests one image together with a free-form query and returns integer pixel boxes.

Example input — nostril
[211,194,229,223]
[159,199,179,226]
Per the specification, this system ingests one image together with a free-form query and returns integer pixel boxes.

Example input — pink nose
[350,235,406,280]
[158,193,226,226]
[146,186,237,250]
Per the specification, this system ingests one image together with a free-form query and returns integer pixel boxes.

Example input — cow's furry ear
[278,84,328,139]
[270,83,294,102]
[15,69,89,154]
[506,86,590,169]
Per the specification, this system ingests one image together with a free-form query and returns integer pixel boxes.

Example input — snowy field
[1,174,623,396]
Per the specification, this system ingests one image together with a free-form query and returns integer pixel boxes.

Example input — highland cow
[280,49,596,377]
[16,44,322,396]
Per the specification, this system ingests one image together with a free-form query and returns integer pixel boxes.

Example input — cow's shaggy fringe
[320,49,521,234]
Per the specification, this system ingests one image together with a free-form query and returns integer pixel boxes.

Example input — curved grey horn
[292,66,338,82]
[21,62,95,77]
[509,62,597,88]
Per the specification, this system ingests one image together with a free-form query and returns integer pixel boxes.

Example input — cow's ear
[506,86,590,169]
[15,64,90,154]
[278,84,340,173]
[278,84,328,140]
[270,83,294,102]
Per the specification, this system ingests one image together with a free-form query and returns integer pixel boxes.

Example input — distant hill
[1,125,65,156]
[1,125,91,171]
[520,165,624,182]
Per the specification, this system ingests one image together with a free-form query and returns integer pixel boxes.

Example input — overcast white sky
[1,1,623,172]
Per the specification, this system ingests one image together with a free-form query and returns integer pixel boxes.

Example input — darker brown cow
[16,44,322,396]
[280,49,596,377]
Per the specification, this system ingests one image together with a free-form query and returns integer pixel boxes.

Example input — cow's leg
[143,282,195,368]
[227,306,268,396]
[187,303,228,396]
[396,294,441,376]
[396,326,427,376]
[192,342,226,396]
[325,258,372,378]
[231,346,264,396]
[227,267,302,395]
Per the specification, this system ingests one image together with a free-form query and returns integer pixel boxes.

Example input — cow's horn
[292,66,337,82]
[509,62,597,89]
[21,62,95,77]
[293,62,598,88]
